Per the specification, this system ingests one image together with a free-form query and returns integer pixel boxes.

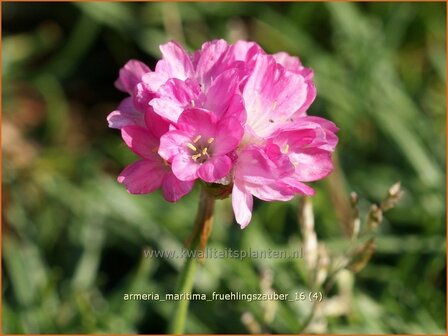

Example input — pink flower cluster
[108,40,338,228]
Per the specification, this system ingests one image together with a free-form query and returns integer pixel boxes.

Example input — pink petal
[177,108,216,136]
[273,52,313,80]
[171,153,199,181]
[213,117,244,155]
[270,129,320,153]
[149,78,201,123]
[197,155,232,183]
[232,182,253,229]
[300,116,339,151]
[193,39,232,89]
[158,130,191,161]
[140,40,195,92]
[225,94,247,124]
[118,159,164,194]
[133,82,157,113]
[121,126,159,159]
[157,41,194,80]
[268,123,337,182]
[293,80,316,117]
[270,117,339,152]
[304,116,339,133]
[234,145,294,184]
[145,110,170,139]
[278,177,315,196]
[290,149,334,182]
[231,40,264,62]
[107,97,145,129]
[115,60,150,94]
[140,71,169,93]
[243,55,309,137]
[244,181,295,202]
[161,173,195,202]
[204,69,240,119]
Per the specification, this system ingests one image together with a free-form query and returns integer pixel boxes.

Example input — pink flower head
[108,39,338,226]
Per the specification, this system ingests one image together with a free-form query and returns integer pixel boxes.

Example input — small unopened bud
[381,181,404,211]
[367,204,383,231]
[389,182,401,196]
[350,192,359,206]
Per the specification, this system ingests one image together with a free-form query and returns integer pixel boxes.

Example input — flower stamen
[207,137,215,144]
[193,135,202,143]
[186,143,197,151]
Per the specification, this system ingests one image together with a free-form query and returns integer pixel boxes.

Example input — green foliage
[2,2,446,334]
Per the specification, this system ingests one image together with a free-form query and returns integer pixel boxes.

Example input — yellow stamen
[207,137,215,144]
[283,144,289,154]
[186,143,197,151]
[193,135,202,143]
[202,147,208,155]
[192,153,202,161]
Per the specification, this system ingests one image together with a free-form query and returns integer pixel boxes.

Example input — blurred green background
[2,2,446,334]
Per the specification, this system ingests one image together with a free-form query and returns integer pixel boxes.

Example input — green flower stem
[168,189,215,334]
